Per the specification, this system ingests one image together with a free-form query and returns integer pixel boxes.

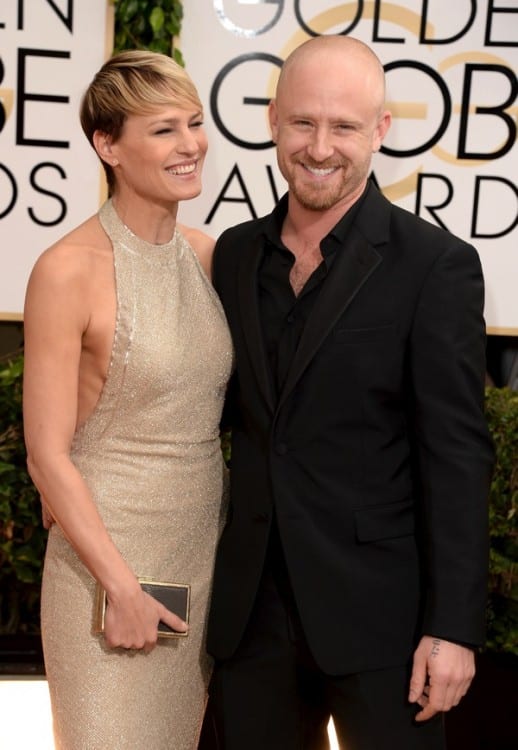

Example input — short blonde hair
[80,50,202,193]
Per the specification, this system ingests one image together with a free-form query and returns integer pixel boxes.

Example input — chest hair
[289,245,324,296]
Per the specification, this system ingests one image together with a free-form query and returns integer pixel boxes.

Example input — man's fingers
[408,648,427,703]
[415,675,463,720]
[42,507,53,529]
[412,636,476,721]
[40,497,55,529]
[414,702,439,722]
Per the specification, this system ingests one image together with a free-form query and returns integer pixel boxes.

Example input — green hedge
[484,387,518,653]
[0,352,44,633]
[1,350,516,652]
[2,1,515,654]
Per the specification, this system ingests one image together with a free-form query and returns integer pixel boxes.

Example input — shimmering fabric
[41,199,233,750]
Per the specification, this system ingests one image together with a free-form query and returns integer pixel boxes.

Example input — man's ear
[268,99,279,143]
[93,130,118,166]
[372,110,392,153]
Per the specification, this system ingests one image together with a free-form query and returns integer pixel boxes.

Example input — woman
[23,51,233,749]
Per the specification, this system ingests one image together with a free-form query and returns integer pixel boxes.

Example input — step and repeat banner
[0,0,111,319]
[178,0,518,333]
[0,1,516,331]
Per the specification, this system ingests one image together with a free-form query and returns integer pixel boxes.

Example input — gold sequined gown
[41,199,233,750]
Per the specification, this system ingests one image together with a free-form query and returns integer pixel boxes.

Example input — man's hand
[41,496,55,529]
[408,635,475,721]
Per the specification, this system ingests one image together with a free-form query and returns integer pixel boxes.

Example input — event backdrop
[0,0,111,319]
[178,0,518,333]
[0,1,516,331]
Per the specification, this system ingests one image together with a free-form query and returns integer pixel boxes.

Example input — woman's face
[105,103,208,205]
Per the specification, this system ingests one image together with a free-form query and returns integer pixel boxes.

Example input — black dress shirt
[257,185,370,606]
[258,184,370,398]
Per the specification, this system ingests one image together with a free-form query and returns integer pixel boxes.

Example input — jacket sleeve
[212,232,239,433]
[409,238,494,646]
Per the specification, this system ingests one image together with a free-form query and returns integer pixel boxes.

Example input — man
[207,36,493,749]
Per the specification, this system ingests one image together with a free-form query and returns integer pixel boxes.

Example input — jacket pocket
[333,323,394,344]
[354,498,415,542]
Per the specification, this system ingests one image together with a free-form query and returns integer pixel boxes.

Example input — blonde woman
[23,51,232,749]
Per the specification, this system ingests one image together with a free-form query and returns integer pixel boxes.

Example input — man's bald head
[277,36,386,116]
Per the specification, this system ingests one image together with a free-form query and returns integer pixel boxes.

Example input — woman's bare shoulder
[177,224,215,279]
[29,214,111,286]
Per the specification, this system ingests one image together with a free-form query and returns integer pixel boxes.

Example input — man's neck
[284,184,365,250]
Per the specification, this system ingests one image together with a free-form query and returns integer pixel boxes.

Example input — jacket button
[276,442,288,455]
[253,512,270,523]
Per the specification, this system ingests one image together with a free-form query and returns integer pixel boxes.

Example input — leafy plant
[112,0,184,64]
[1,346,517,654]
[1,4,188,637]
[0,351,45,634]
[484,386,518,655]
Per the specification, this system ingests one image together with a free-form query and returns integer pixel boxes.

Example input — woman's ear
[93,130,118,166]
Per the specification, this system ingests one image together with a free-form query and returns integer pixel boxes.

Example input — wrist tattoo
[431,638,441,657]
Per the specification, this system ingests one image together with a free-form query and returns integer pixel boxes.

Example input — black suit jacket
[207,185,493,675]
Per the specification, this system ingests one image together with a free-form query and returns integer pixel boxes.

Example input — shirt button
[286,314,295,323]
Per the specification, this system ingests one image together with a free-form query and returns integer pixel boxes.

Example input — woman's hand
[103,585,188,653]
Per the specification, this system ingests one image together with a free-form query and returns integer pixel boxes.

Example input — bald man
[205,36,493,750]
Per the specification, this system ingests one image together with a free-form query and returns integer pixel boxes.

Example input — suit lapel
[237,234,276,413]
[278,195,387,411]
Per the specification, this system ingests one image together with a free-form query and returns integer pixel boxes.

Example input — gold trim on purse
[93,578,190,638]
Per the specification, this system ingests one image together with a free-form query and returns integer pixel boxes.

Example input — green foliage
[0,352,46,633]
[1,0,189,636]
[1,346,516,653]
[484,387,518,654]
[112,0,184,64]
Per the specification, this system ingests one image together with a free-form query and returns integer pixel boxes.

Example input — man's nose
[306,128,334,162]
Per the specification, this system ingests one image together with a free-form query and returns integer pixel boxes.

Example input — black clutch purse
[94,578,190,638]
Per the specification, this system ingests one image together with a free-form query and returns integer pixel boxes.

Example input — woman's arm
[178,224,215,280]
[23,240,187,649]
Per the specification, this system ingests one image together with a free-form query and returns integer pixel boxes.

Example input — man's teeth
[306,166,336,176]
[167,163,196,175]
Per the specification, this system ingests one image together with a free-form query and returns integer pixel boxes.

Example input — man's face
[269,51,390,214]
